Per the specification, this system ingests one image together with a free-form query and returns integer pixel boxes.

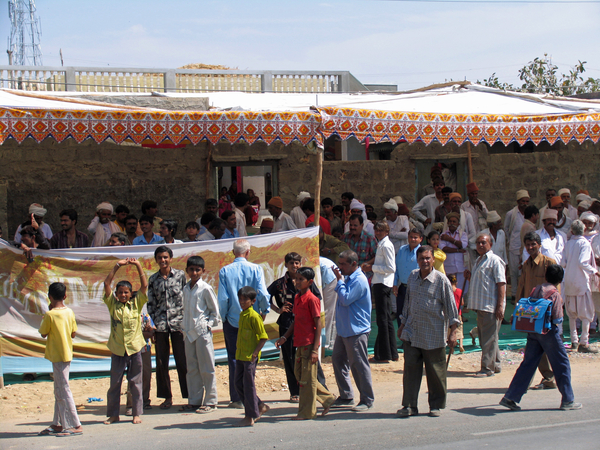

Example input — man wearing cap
[421,164,444,198]
[559,189,579,221]
[461,182,488,234]
[523,209,566,266]
[344,200,375,236]
[480,211,507,265]
[504,190,530,301]
[14,203,53,243]
[267,197,297,232]
[259,218,274,234]
[413,178,445,235]
[517,231,558,389]
[434,187,453,224]
[290,191,310,229]
[549,196,573,237]
[562,220,599,353]
[538,188,557,227]
[384,198,410,253]
[581,212,598,241]
[88,202,121,247]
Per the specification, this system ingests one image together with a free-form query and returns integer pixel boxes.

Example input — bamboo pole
[314,148,323,225]
[466,141,473,183]
[205,142,213,198]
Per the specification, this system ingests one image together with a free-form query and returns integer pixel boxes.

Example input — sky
[2,0,600,90]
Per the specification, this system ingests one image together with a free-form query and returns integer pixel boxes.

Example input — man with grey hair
[108,232,129,246]
[479,211,507,264]
[218,239,271,407]
[561,220,600,353]
[331,249,375,412]
[465,233,507,377]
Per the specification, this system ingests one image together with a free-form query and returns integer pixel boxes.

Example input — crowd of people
[25,165,600,436]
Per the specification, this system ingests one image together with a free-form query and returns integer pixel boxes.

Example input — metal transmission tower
[7,0,43,66]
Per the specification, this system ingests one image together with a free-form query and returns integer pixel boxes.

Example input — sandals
[56,429,83,437]
[290,395,300,403]
[160,399,173,410]
[38,426,61,436]
[178,404,199,412]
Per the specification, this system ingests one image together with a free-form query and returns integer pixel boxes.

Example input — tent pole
[467,141,473,183]
[205,142,213,198]
[314,148,323,226]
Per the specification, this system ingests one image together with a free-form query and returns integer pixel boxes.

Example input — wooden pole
[314,148,323,225]
[466,141,473,183]
[205,142,213,199]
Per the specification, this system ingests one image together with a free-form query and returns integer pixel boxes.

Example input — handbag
[511,297,553,334]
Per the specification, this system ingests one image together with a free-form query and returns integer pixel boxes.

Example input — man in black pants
[147,246,188,409]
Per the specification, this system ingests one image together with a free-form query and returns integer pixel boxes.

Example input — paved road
[2,377,599,450]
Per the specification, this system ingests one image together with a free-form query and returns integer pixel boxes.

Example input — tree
[476,54,600,96]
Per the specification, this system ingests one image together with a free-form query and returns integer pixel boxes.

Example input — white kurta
[387,215,410,253]
[273,212,297,232]
[290,206,307,229]
[481,228,507,264]
[461,200,488,234]
[412,193,443,235]
[522,228,566,265]
[562,235,597,296]
[234,207,248,237]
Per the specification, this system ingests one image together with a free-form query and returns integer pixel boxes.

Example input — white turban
[349,199,365,211]
[558,188,571,196]
[579,200,592,210]
[576,193,592,204]
[96,202,114,214]
[580,211,599,223]
[542,209,558,221]
[486,210,501,223]
[516,190,530,201]
[383,198,398,212]
[28,203,47,217]
[297,191,311,203]
[393,195,403,205]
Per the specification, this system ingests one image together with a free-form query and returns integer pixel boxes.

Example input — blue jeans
[505,325,574,404]
[223,320,241,403]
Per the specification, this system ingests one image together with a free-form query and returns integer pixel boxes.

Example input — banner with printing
[0,228,319,374]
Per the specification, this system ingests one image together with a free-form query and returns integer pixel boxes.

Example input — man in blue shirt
[393,228,423,326]
[218,239,270,408]
[220,210,240,240]
[331,250,375,412]
[132,215,166,245]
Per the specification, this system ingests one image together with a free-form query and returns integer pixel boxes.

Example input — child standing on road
[103,257,148,425]
[276,267,336,420]
[38,282,83,437]
[181,256,220,413]
[234,286,270,427]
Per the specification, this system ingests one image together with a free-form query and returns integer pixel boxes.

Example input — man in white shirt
[267,197,297,232]
[480,211,507,265]
[198,218,227,241]
[14,203,53,243]
[88,202,121,247]
[412,177,445,235]
[361,221,396,363]
[290,191,310,229]
[461,182,488,234]
[562,220,599,353]
[551,196,573,237]
[232,193,248,237]
[504,190,530,301]
[384,198,409,253]
[559,188,579,221]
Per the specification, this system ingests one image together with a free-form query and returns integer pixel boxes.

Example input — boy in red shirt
[276,267,335,420]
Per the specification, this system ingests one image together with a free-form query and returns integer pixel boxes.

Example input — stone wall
[1,136,598,240]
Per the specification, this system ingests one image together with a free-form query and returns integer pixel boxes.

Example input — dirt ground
[2,347,599,422]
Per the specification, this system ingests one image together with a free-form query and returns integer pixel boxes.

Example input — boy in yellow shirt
[38,282,83,437]
[103,257,148,425]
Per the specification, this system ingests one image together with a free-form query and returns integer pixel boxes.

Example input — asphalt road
[2,376,599,450]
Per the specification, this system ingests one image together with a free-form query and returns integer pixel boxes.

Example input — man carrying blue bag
[500,264,582,411]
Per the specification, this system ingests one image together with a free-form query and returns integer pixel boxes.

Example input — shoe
[196,405,217,414]
[501,318,510,325]
[125,407,132,416]
[499,397,521,411]
[351,403,372,412]
[578,344,599,353]
[474,371,494,378]
[559,401,582,410]
[429,409,441,417]
[530,381,557,390]
[227,401,244,409]
[331,397,354,408]
[396,406,418,418]
[494,367,502,374]
[570,342,579,351]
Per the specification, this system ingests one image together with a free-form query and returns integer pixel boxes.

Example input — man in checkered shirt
[396,245,459,418]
